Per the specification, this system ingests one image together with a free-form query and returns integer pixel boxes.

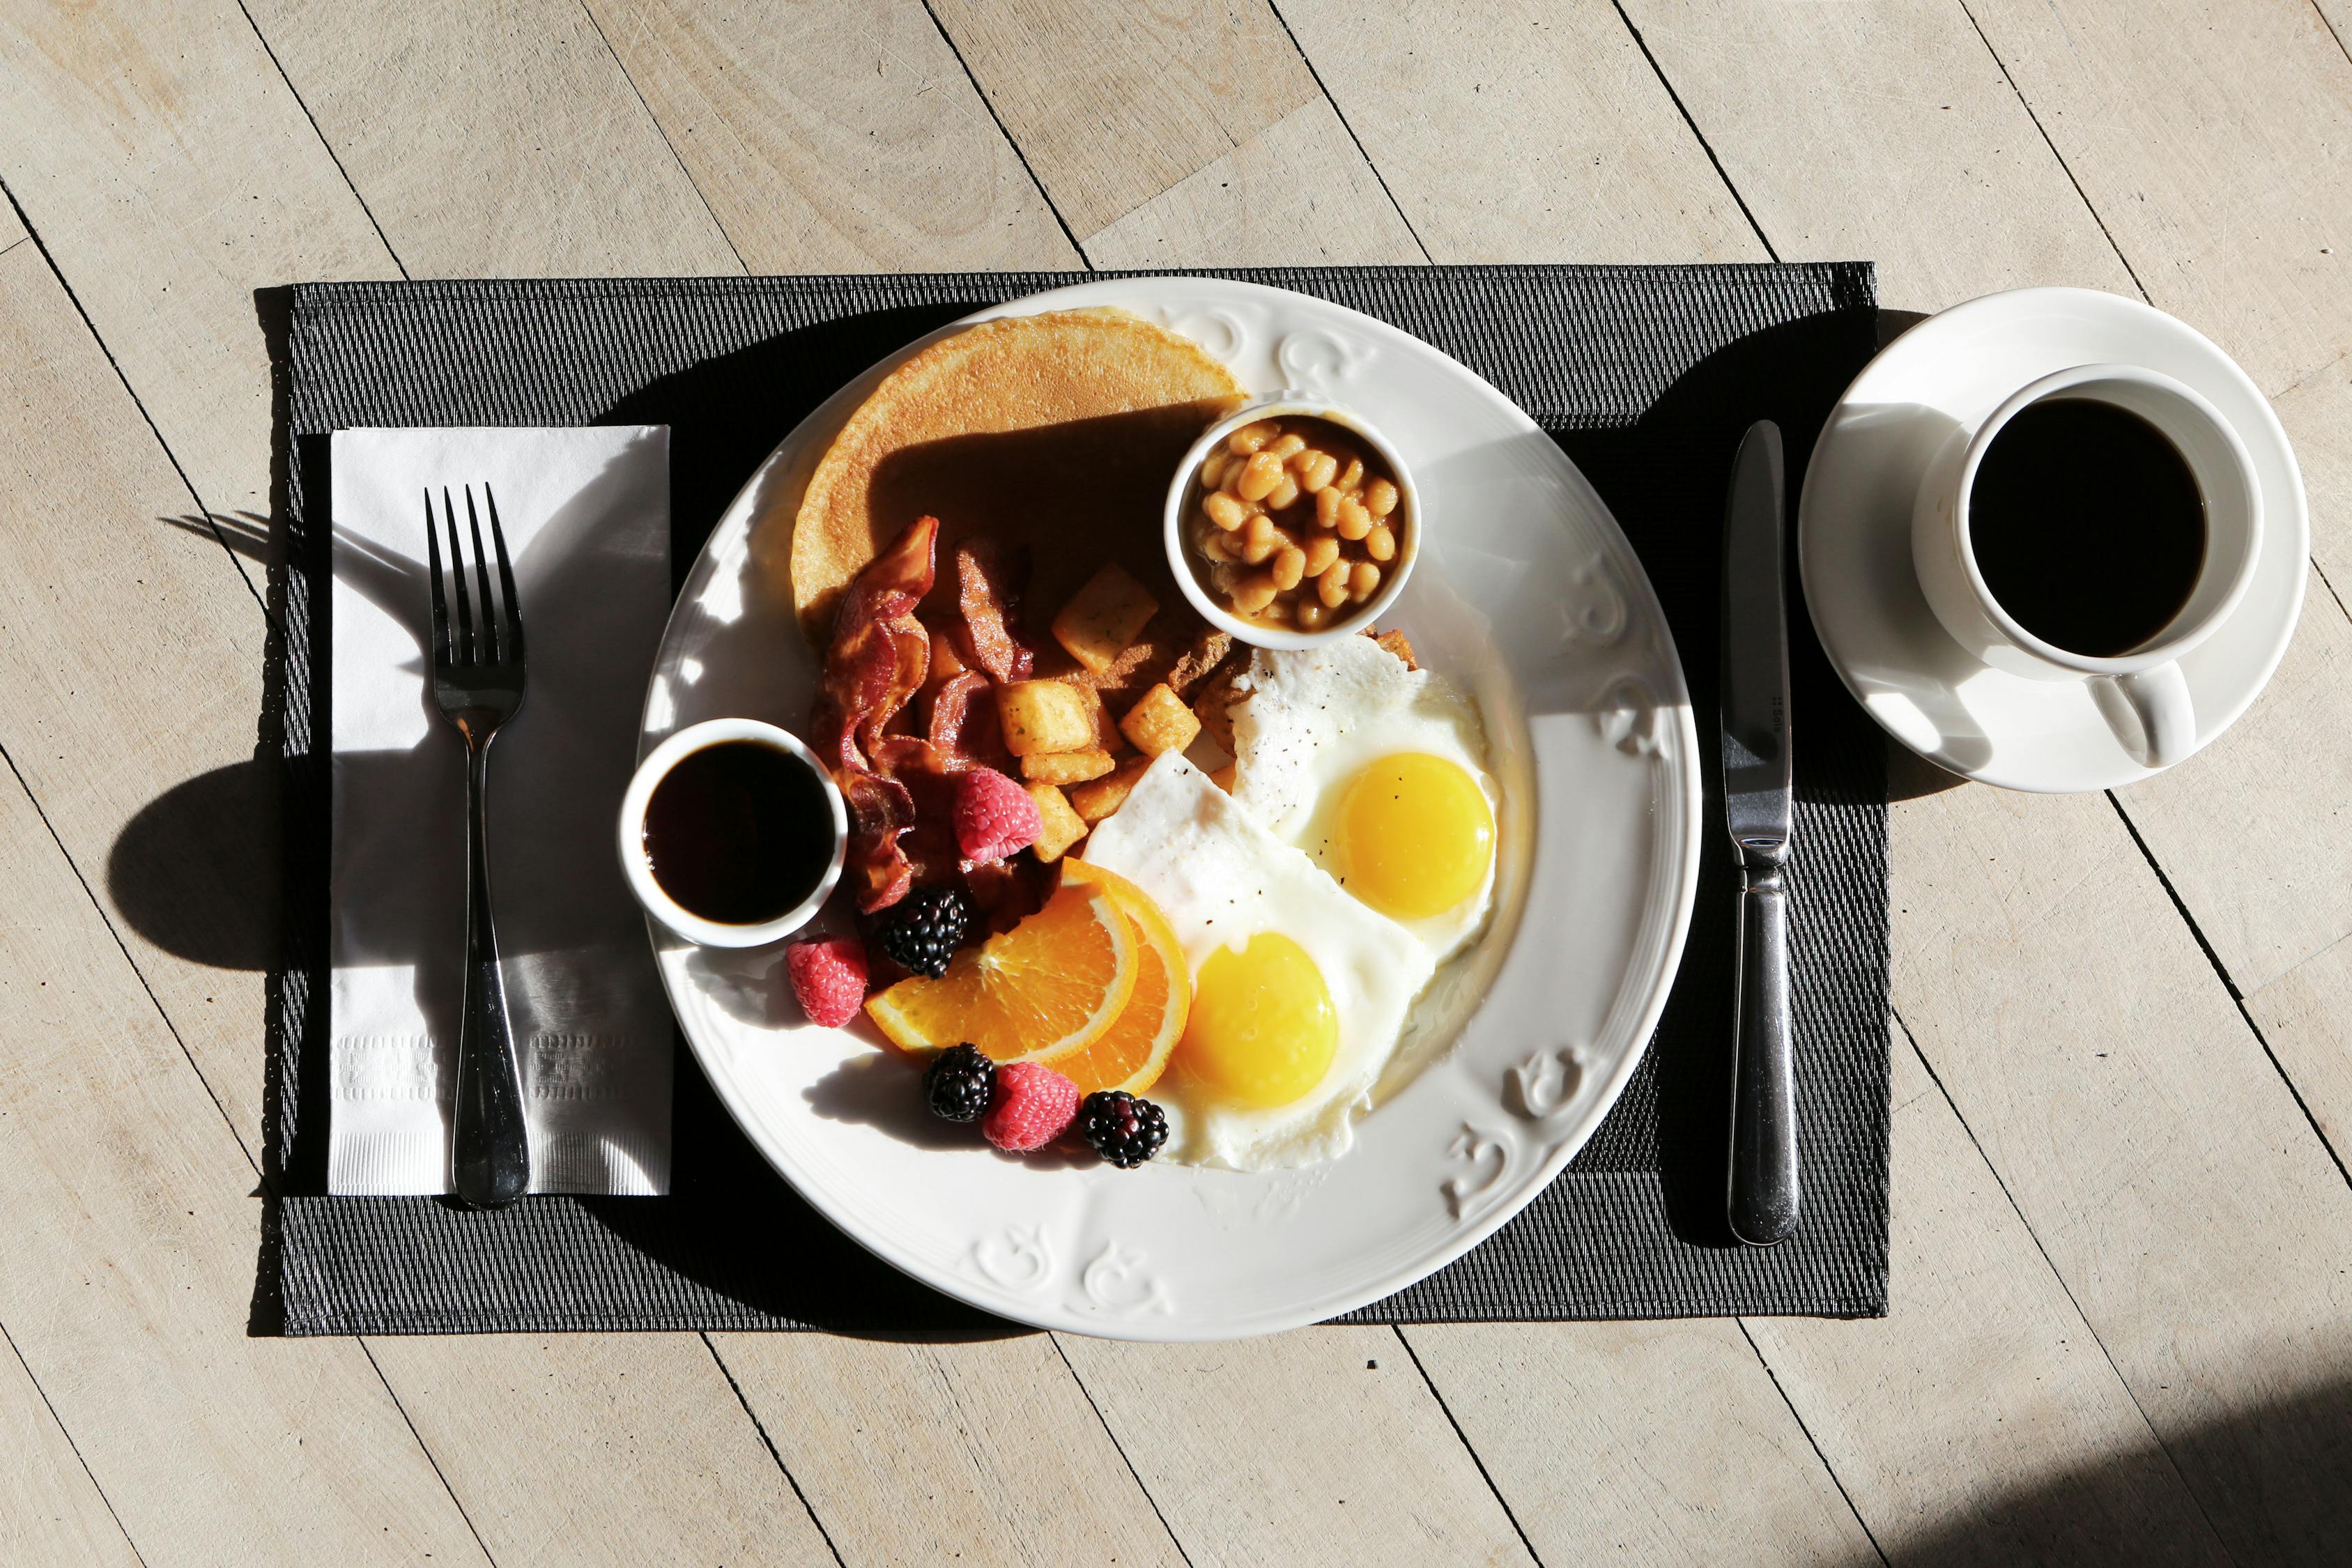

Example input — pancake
[790,307,1246,652]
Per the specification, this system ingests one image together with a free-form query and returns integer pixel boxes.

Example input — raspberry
[785,936,868,1029]
[954,767,1042,864]
[982,1061,1081,1153]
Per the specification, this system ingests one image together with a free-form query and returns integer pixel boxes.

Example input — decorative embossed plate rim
[638,279,1701,1339]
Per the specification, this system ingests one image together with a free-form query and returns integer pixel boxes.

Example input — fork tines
[424,484,525,668]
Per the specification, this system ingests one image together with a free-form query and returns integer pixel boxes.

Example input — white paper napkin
[328,426,673,1195]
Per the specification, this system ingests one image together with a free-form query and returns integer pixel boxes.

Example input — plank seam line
[1732,1321,1890,1565]
[1263,1,1436,264]
[231,0,410,283]
[0,736,260,1178]
[1390,1326,1547,1566]
[571,0,752,277]
[0,176,268,617]
[2310,555,2352,626]
[2312,0,2352,70]
[915,0,1096,270]
[2103,790,2250,1003]
[1604,4,1778,262]
[0,1320,152,1568]
[2104,792,2352,1194]
[356,1339,500,1567]
[700,1334,850,1568]
[1891,1009,2244,1565]
[2267,345,2352,406]
[1045,1333,1197,1568]
[1953,0,2150,301]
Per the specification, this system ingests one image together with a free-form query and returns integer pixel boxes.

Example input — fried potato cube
[1078,686,1124,752]
[1119,682,1201,758]
[995,679,1097,756]
[1068,755,1153,824]
[1022,748,1117,786]
[1193,664,1243,753]
[1027,783,1089,863]
[1209,763,1237,793]
[1371,627,1419,670]
[1052,564,1160,675]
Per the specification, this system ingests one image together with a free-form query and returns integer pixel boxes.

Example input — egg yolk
[1336,753,1495,921]
[1180,933,1339,1109]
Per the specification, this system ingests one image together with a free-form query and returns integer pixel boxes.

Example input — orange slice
[866,882,1139,1062]
[1050,862,1192,1095]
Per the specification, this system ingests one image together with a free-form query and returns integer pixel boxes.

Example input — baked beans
[1190,415,1405,630]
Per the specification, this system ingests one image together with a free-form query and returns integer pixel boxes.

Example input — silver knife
[1720,420,1798,1247]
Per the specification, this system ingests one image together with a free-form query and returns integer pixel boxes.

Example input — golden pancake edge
[790,307,1247,648]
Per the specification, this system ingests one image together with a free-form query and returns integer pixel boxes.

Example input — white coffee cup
[1910,363,2262,769]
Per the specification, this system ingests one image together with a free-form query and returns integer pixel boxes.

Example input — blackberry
[923,1044,997,1124]
[1079,1091,1169,1168]
[877,886,974,978]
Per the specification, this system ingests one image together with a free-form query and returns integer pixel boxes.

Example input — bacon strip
[925,671,1013,775]
[811,521,1055,913]
[812,516,938,910]
[866,739,962,895]
[852,667,1008,883]
[955,538,1035,683]
[836,769,918,912]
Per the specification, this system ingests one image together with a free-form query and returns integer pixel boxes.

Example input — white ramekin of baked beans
[1164,397,1418,648]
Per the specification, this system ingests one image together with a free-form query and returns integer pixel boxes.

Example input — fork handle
[452,735,529,1208]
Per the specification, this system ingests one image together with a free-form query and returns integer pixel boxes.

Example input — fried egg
[1079,753,1434,1169]
[1227,636,1500,962]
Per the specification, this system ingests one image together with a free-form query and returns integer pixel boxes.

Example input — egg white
[1079,753,1434,1171]
[1227,636,1500,962]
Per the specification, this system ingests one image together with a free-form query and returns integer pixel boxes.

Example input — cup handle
[2095,661,2196,769]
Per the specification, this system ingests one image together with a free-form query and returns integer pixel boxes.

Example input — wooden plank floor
[1,1,2346,1560]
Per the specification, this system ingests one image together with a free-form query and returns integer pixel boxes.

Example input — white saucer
[1799,287,2307,792]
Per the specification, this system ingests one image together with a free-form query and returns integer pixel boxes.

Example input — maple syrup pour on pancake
[642,741,833,925]
[1969,399,2207,659]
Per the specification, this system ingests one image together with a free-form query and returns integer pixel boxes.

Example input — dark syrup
[1967,398,2207,659]
[643,740,833,925]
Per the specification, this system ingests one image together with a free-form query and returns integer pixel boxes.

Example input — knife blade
[1719,420,1799,1247]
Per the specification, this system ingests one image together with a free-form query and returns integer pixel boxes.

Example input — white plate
[1799,287,2308,792]
[638,278,1700,1339]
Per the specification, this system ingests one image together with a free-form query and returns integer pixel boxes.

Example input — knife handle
[1728,862,1799,1246]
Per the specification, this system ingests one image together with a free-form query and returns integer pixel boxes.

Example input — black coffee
[643,741,835,925]
[1967,398,2206,659]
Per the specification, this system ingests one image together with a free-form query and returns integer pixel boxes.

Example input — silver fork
[426,484,530,1209]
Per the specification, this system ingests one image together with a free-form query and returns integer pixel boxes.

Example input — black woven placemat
[263,265,1889,1334]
